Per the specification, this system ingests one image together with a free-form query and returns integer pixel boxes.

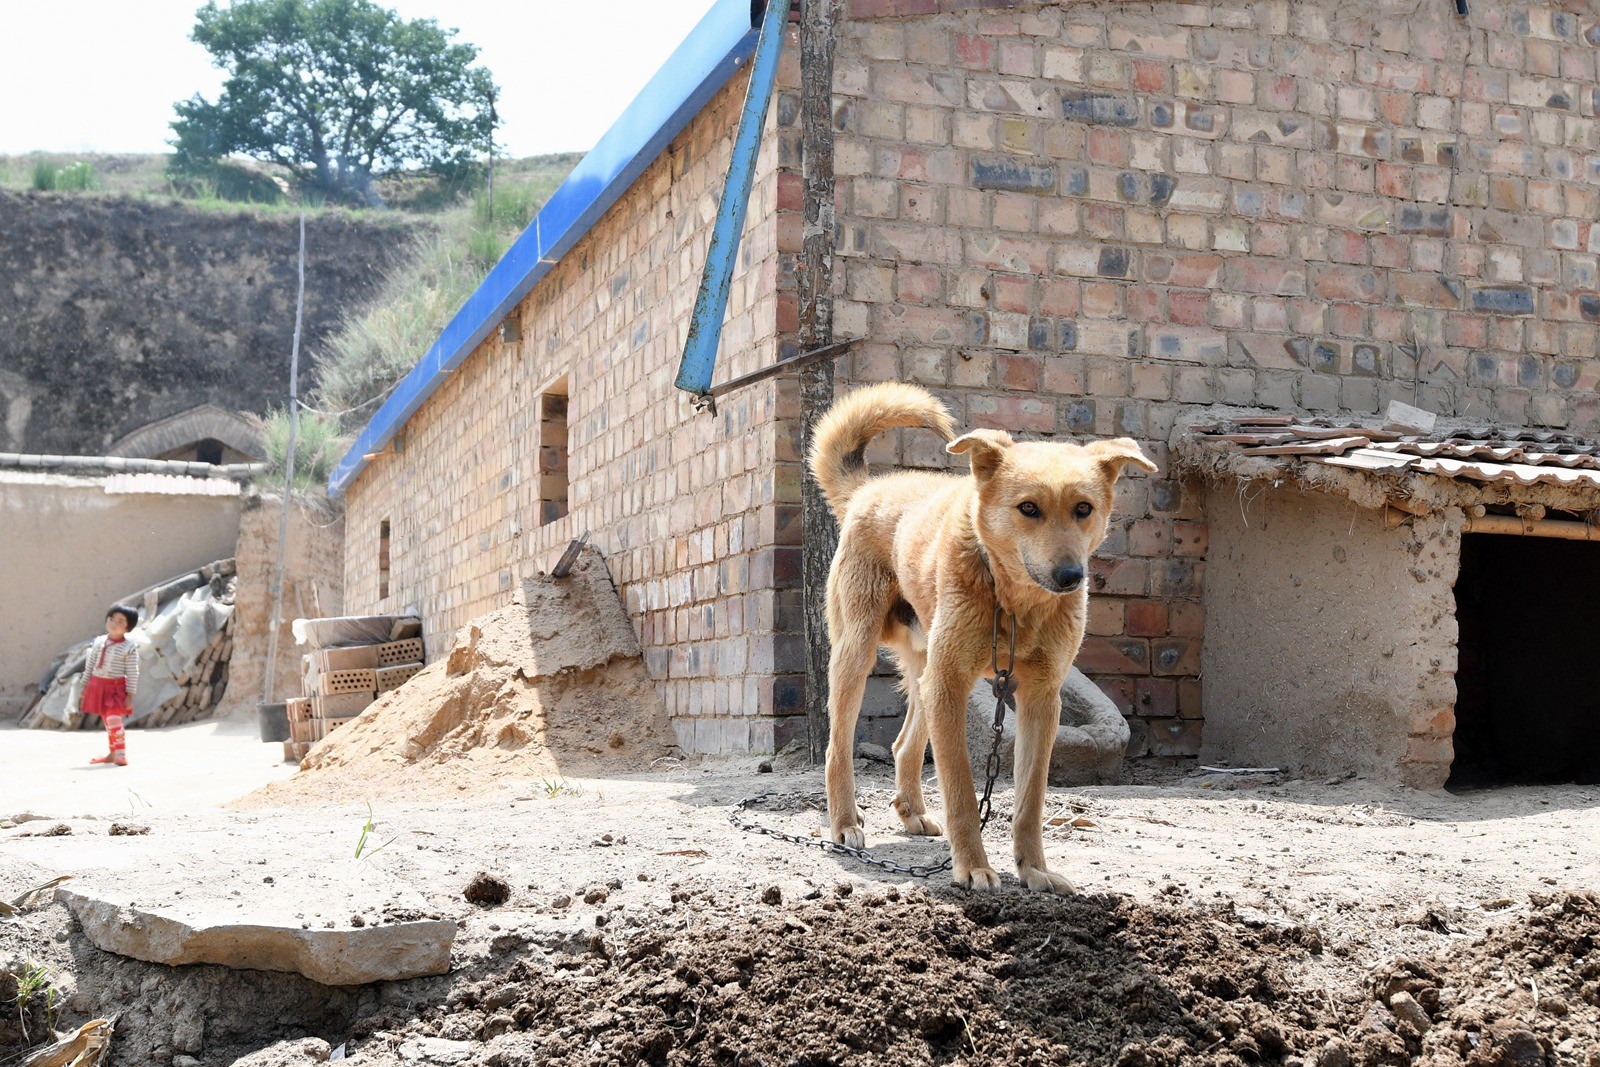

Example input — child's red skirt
[81,676,130,719]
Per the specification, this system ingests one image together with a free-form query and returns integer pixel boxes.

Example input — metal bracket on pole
[674,0,794,408]
[690,337,860,416]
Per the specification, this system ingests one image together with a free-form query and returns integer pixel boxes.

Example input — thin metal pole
[263,213,307,705]
[798,0,838,765]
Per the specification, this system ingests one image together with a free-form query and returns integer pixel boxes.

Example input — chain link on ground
[729,789,1007,878]
[731,608,1018,879]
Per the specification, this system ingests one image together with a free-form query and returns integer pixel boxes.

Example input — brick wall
[826,0,1600,757]
[342,63,810,755]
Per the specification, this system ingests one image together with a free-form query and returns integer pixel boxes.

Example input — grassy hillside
[300,152,585,491]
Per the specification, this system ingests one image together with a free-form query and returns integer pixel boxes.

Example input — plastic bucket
[257,702,290,743]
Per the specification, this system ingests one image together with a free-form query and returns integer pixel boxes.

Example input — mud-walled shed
[1180,415,1600,789]
[330,0,1600,760]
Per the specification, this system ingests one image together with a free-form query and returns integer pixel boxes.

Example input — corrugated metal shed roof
[102,473,243,496]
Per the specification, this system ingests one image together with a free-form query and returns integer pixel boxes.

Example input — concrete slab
[57,885,454,986]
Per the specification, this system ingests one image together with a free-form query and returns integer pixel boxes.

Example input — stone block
[965,667,1130,786]
[59,887,455,986]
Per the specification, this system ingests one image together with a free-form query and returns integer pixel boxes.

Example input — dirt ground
[2,745,1599,1066]
[0,720,295,814]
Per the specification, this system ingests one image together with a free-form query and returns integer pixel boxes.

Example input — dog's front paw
[830,823,866,850]
[1018,864,1076,895]
[954,865,1002,892]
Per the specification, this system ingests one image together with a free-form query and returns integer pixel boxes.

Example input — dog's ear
[1086,437,1158,480]
[947,429,1014,483]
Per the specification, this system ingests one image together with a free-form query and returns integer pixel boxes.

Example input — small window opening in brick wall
[378,519,391,600]
[1451,532,1600,787]
[538,379,570,527]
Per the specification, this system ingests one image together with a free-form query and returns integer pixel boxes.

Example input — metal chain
[730,606,1017,879]
[976,603,1017,829]
[729,790,960,878]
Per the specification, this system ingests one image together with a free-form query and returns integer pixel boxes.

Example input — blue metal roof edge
[330,0,762,495]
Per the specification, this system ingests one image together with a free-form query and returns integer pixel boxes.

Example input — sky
[0,0,718,159]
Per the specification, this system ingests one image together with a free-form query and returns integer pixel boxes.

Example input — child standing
[81,605,140,766]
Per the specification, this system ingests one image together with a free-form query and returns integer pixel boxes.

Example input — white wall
[0,473,242,717]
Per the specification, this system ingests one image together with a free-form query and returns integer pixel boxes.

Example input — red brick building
[332,0,1600,774]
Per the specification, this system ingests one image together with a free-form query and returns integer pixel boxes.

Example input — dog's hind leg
[823,627,877,849]
[1012,673,1076,895]
[889,649,942,837]
[824,568,890,850]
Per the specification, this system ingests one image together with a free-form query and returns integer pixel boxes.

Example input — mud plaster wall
[342,63,799,755]
[215,494,345,715]
[1201,486,1461,787]
[0,474,242,717]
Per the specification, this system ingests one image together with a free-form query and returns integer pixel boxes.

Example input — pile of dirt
[241,553,679,804]
[341,890,1600,1067]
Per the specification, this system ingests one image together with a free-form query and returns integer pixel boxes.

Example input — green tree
[172,0,495,202]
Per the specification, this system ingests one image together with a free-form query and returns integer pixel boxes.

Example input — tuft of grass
[30,160,97,191]
[54,162,96,190]
[29,160,56,190]
[538,777,584,799]
[354,800,394,859]
[14,961,56,1039]
[252,408,345,495]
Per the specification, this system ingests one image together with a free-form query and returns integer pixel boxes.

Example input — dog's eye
[1073,502,1094,519]
[1017,501,1040,518]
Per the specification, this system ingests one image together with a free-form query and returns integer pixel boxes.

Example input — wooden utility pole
[797,0,839,765]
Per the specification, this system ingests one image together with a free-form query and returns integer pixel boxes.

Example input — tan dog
[808,382,1156,892]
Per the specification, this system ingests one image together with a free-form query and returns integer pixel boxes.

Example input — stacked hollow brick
[284,635,424,761]
[340,0,1600,758]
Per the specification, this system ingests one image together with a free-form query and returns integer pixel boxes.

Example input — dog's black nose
[1053,563,1085,591]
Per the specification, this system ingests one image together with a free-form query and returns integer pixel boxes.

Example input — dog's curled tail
[808,382,955,519]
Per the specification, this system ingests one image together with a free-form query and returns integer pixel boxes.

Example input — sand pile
[243,553,679,805]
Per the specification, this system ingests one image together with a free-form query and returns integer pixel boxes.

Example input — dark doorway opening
[153,437,231,464]
[1450,533,1600,787]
